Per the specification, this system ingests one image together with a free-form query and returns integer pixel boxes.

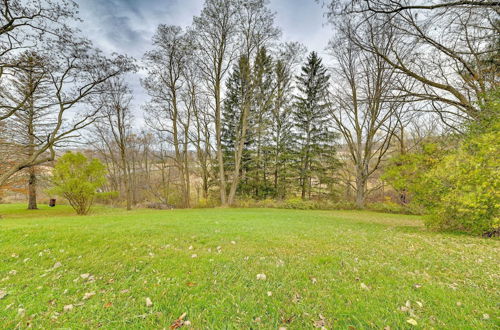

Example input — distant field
[0,204,498,328]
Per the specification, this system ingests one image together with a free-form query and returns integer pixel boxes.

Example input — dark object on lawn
[145,202,174,210]
[482,228,499,238]
[49,199,56,207]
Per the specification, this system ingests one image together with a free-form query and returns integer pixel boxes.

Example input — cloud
[74,0,332,125]
[269,0,332,56]
[76,0,202,57]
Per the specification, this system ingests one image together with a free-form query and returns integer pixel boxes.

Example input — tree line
[0,0,498,234]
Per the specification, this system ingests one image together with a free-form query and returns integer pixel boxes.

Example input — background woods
[0,0,498,235]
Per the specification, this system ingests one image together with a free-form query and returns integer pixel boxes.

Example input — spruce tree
[2,51,52,209]
[247,47,274,198]
[293,51,337,200]
[270,59,295,199]
[221,55,252,197]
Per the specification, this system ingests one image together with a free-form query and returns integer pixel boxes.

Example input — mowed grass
[0,204,498,329]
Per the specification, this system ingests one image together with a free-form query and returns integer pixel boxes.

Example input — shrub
[368,201,424,215]
[194,198,219,208]
[254,198,281,208]
[283,198,316,210]
[421,128,499,235]
[229,197,356,211]
[50,152,108,215]
[383,143,445,205]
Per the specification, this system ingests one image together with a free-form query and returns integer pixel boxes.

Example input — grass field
[0,204,498,329]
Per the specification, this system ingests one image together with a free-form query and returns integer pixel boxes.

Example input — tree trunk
[183,133,191,208]
[27,167,38,210]
[227,101,250,206]
[124,165,132,211]
[120,145,131,210]
[215,80,227,206]
[355,172,367,209]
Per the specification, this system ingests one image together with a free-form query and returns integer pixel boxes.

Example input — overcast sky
[76,0,333,121]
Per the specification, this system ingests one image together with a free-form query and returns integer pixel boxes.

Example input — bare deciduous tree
[0,36,134,187]
[92,77,134,210]
[143,25,192,208]
[329,23,402,208]
[327,0,500,129]
[192,0,239,205]
[0,0,77,122]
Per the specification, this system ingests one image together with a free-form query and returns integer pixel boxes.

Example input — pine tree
[222,55,252,200]
[221,62,243,172]
[269,59,295,199]
[2,51,52,209]
[293,51,337,200]
[246,47,274,198]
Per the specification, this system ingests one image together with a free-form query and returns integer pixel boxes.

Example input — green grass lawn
[0,204,498,329]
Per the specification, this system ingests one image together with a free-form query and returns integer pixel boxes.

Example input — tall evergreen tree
[222,55,252,200]
[293,51,337,199]
[269,59,295,199]
[1,51,52,209]
[246,47,275,198]
[222,61,244,172]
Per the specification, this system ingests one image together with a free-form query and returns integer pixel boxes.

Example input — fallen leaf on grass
[18,308,25,316]
[313,314,326,328]
[63,304,73,312]
[8,270,17,275]
[483,313,490,320]
[310,277,317,284]
[83,292,96,300]
[103,302,113,308]
[406,318,418,326]
[145,297,153,307]
[281,315,295,324]
[191,254,197,258]
[120,289,130,294]
[360,283,370,290]
[0,290,7,299]
[170,312,187,329]
[186,282,197,287]
[52,262,62,270]
[256,273,267,280]
[267,291,272,296]
[292,293,301,303]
